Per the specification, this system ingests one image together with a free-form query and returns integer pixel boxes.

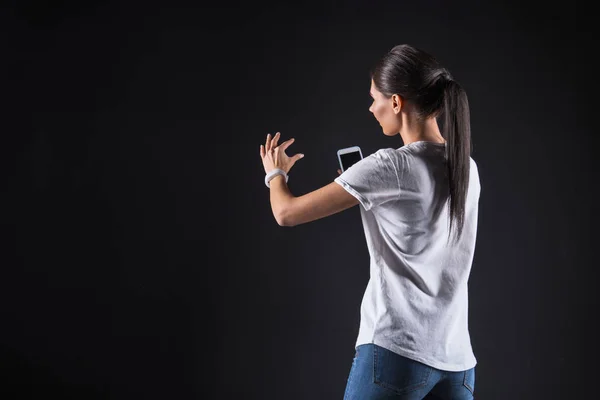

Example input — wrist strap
[265,168,288,188]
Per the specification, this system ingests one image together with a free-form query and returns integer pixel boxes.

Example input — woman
[259,44,479,400]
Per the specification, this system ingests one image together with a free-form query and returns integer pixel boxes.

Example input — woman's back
[334,140,481,371]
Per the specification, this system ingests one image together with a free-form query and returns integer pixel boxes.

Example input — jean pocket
[372,345,432,395]
[463,368,475,394]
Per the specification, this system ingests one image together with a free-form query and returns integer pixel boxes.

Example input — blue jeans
[344,344,475,400]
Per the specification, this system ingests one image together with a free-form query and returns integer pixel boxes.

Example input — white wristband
[265,168,288,188]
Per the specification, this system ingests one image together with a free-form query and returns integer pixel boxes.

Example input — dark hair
[370,44,472,246]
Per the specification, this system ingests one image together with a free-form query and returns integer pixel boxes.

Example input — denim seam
[372,345,431,395]
[463,371,474,394]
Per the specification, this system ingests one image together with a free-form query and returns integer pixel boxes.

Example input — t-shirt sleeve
[334,149,400,211]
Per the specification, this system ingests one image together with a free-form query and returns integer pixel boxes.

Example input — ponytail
[441,79,471,246]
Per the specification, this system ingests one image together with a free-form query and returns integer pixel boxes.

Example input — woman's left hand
[260,132,304,175]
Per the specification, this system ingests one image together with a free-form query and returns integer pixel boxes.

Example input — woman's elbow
[276,214,292,227]
[276,209,296,227]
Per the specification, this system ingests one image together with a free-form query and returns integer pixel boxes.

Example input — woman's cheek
[375,105,384,122]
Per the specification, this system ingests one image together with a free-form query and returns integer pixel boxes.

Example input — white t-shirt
[334,141,480,371]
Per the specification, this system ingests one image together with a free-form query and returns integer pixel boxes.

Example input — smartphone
[337,146,363,173]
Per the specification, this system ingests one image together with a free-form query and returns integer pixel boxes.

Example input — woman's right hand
[337,169,342,176]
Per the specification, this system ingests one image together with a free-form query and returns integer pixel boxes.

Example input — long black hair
[370,44,472,246]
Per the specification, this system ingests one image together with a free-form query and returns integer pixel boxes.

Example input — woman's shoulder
[372,147,398,157]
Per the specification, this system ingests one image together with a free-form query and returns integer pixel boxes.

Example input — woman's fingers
[271,132,281,148]
[279,137,295,151]
[266,131,281,151]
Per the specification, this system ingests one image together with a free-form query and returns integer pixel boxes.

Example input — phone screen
[340,151,362,171]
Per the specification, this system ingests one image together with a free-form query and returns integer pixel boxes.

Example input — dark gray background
[3,0,597,398]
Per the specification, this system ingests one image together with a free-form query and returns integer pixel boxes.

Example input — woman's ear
[391,94,403,114]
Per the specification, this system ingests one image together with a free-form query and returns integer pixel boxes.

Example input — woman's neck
[399,116,446,146]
